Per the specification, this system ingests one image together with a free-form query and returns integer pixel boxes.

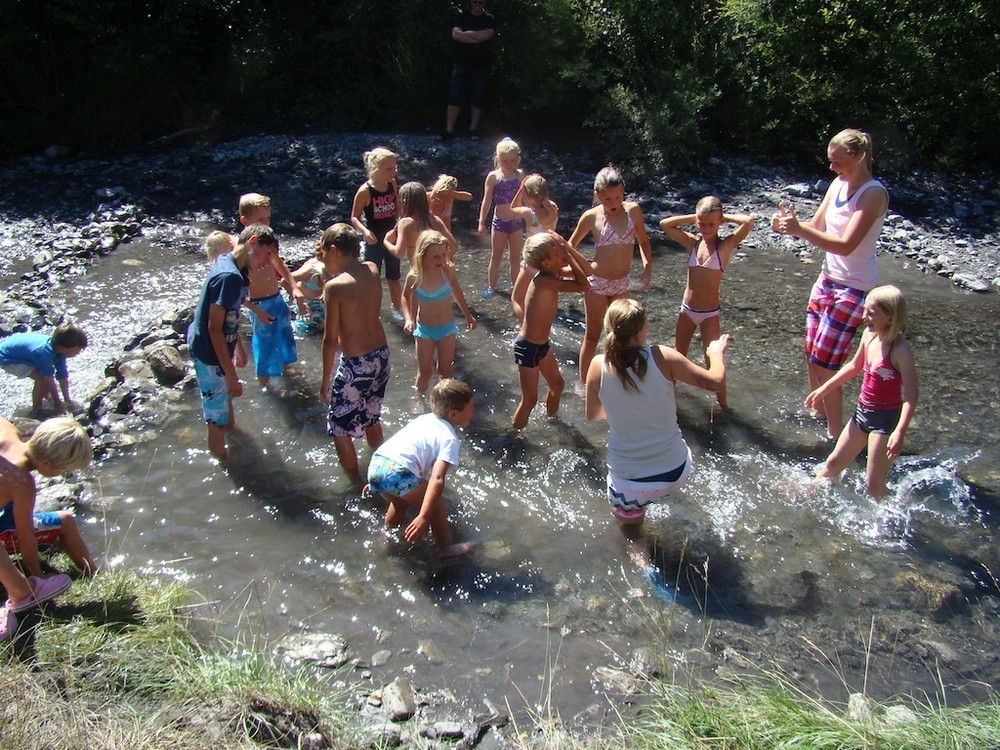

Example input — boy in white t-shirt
[365,379,474,557]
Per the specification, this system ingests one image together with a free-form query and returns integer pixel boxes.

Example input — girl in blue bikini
[660,196,755,409]
[401,230,477,393]
[477,137,525,298]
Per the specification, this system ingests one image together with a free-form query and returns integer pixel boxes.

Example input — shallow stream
[2,135,998,720]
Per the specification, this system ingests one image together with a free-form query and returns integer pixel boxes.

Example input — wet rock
[370,649,392,667]
[916,639,961,667]
[883,704,919,726]
[629,646,661,677]
[382,677,417,721]
[417,639,445,665]
[117,358,155,383]
[892,570,963,617]
[847,692,874,723]
[952,273,991,292]
[284,633,351,669]
[419,720,465,740]
[144,343,187,386]
[593,666,644,695]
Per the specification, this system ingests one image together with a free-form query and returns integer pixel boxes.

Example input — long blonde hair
[603,298,648,392]
[413,230,451,286]
[866,284,907,345]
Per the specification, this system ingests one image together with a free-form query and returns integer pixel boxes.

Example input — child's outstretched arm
[430,216,461,257]
[659,214,698,249]
[661,335,729,392]
[887,340,919,460]
[448,188,473,202]
[804,336,866,409]
[272,254,309,316]
[405,460,451,543]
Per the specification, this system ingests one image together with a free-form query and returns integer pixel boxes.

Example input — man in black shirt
[439,0,496,141]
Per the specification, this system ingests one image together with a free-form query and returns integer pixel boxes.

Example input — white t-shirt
[374,413,460,479]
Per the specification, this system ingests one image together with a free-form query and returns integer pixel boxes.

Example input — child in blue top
[0,322,88,414]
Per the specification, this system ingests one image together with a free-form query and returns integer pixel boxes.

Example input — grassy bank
[2,567,998,749]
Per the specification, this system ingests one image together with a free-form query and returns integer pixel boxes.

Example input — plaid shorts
[805,275,867,370]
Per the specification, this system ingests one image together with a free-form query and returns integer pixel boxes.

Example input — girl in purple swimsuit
[477,137,525,298]
[660,196,755,409]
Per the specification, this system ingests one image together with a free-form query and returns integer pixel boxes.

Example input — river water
[2,134,998,720]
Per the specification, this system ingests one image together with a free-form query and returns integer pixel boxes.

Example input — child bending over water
[366,378,476,558]
[428,174,473,234]
[659,196,754,409]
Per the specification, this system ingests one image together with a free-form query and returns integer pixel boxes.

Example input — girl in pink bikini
[568,166,653,390]
[805,285,918,500]
[659,196,754,409]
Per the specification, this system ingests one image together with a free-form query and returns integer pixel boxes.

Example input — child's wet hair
[413,230,450,284]
[603,298,648,392]
[594,166,624,193]
[363,147,397,178]
[51,322,88,350]
[430,174,458,196]
[829,128,875,168]
[237,224,278,248]
[320,223,361,258]
[204,230,234,261]
[430,378,473,417]
[494,136,521,167]
[695,196,723,215]
[522,174,549,201]
[26,417,93,474]
[866,284,907,344]
[238,192,270,218]
[522,232,556,270]
[398,181,432,222]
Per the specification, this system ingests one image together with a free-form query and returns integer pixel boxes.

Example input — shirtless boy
[237,193,308,388]
[512,231,590,429]
[318,224,391,480]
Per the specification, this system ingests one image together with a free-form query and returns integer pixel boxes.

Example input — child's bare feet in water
[438,541,476,558]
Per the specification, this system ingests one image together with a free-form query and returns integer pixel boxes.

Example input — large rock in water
[145,343,187,386]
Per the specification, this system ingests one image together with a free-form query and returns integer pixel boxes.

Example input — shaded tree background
[1,0,996,169]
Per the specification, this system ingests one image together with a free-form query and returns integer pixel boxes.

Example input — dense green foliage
[1,0,996,167]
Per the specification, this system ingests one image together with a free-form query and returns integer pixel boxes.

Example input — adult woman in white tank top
[584,298,728,597]
[771,129,889,440]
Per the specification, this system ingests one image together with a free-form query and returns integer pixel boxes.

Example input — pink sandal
[0,606,16,642]
[6,574,72,614]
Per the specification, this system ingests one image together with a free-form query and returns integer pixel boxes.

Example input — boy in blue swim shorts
[188,225,276,458]
[366,378,475,557]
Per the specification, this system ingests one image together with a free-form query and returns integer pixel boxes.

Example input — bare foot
[438,542,476,558]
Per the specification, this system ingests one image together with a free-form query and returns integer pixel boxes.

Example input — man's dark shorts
[448,64,489,108]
